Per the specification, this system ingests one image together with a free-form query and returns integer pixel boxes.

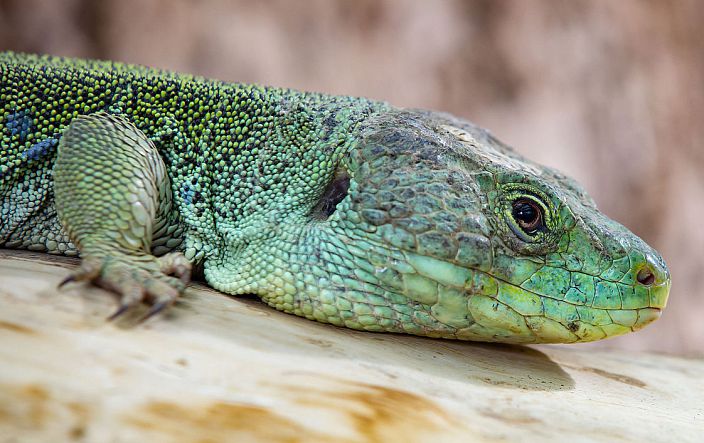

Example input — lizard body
[0,52,670,343]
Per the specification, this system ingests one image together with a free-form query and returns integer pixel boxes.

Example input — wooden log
[0,250,701,442]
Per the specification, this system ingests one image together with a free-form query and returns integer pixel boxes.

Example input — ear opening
[311,170,350,220]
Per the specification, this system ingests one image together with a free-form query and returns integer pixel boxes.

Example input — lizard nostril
[636,266,656,286]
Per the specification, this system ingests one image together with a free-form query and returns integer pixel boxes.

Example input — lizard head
[205,108,670,344]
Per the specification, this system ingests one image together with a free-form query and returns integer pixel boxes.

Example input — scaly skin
[0,52,670,343]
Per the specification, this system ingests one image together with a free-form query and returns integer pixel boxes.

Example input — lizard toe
[61,251,189,322]
[158,252,192,283]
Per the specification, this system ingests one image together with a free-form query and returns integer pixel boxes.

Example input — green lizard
[0,52,670,344]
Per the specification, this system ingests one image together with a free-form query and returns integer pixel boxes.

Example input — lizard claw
[107,303,131,321]
[137,277,181,323]
[57,274,76,289]
[57,258,101,289]
[138,300,172,324]
[63,250,191,322]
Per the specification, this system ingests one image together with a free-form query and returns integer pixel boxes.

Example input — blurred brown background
[1,0,702,356]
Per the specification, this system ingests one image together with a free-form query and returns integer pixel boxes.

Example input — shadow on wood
[0,250,701,442]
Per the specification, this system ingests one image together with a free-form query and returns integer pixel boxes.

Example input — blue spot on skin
[180,183,195,205]
[6,110,33,141]
[23,138,58,161]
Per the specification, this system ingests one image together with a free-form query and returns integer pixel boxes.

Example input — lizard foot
[59,251,192,322]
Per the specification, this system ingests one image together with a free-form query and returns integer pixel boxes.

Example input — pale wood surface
[0,250,701,443]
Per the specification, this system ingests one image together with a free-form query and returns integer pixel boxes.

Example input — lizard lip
[632,307,662,331]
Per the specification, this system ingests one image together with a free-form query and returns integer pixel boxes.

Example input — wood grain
[0,250,701,442]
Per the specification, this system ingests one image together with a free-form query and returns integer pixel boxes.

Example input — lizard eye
[511,197,544,235]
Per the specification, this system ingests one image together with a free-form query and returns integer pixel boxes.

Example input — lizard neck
[162,84,392,265]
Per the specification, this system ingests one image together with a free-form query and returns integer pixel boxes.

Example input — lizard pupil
[512,198,544,234]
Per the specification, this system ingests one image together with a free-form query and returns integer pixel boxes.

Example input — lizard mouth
[631,307,662,331]
[399,251,670,343]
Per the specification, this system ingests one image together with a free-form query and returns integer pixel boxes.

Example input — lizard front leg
[54,112,190,321]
